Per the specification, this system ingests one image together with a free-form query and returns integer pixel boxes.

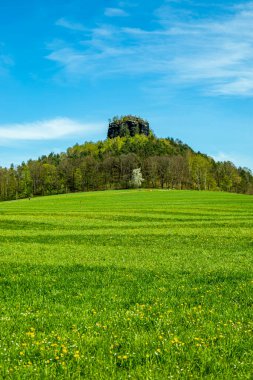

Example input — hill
[0,190,252,378]
[0,116,252,201]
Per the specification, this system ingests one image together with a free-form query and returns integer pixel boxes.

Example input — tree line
[0,134,252,201]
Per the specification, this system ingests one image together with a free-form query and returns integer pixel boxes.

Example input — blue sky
[0,0,252,169]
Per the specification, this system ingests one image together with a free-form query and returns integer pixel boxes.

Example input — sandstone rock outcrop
[107,115,150,139]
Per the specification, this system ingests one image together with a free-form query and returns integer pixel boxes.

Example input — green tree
[16,163,32,198]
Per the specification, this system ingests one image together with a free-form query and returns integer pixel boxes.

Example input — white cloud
[55,18,85,31]
[212,152,237,163]
[47,48,87,74]
[0,118,103,141]
[47,2,253,96]
[104,8,129,17]
[212,151,253,170]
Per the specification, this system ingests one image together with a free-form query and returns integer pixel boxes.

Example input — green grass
[0,190,252,379]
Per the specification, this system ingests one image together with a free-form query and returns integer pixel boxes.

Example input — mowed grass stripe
[0,190,252,379]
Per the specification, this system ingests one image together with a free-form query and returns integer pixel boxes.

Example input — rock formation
[107,115,150,139]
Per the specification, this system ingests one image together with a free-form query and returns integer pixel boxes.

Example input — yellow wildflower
[74,351,80,359]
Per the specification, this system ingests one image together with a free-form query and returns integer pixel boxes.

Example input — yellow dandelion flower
[171,337,180,344]
[74,351,80,359]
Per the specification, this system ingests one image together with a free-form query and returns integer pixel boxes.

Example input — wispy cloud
[47,1,253,96]
[0,43,14,76]
[104,8,129,17]
[212,152,238,164]
[0,118,103,141]
[47,48,88,75]
[55,18,85,31]
[212,151,253,170]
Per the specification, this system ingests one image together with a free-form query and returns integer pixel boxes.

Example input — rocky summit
[107,115,150,139]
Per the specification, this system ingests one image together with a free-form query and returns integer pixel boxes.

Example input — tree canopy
[0,118,252,201]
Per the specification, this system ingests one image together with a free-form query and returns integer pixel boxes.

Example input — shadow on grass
[0,232,251,252]
[1,262,252,309]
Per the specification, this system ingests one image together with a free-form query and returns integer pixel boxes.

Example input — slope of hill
[0,117,252,201]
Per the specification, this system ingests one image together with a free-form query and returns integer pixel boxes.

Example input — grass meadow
[0,190,252,379]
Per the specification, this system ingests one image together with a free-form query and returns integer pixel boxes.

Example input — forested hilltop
[0,116,252,200]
